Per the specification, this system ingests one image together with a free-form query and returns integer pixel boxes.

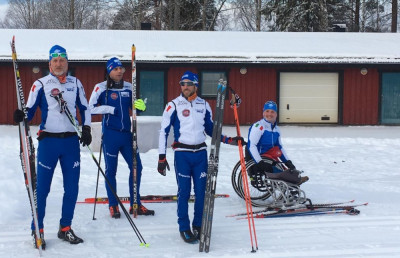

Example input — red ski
[78,194,229,204]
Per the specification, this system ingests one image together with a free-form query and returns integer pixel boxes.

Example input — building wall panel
[342,68,379,125]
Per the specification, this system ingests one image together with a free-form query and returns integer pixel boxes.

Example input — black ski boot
[109,205,121,219]
[130,205,155,216]
[192,225,201,240]
[57,225,84,244]
[180,230,198,244]
[32,229,46,250]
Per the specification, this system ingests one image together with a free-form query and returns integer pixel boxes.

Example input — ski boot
[57,225,84,244]
[180,230,198,244]
[192,225,201,240]
[109,205,121,219]
[130,205,155,216]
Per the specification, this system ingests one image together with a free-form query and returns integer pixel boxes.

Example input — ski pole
[92,77,110,220]
[50,91,148,246]
[230,88,258,252]
[92,140,102,220]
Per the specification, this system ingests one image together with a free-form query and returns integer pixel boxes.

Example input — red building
[1,30,399,125]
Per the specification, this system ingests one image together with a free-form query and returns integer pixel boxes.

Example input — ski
[11,36,43,255]
[131,44,139,218]
[249,207,361,219]
[199,79,227,253]
[225,200,360,217]
[235,202,367,219]
[79,194,230,204]
[310,200,355,207]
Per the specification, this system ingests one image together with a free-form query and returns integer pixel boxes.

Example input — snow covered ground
[1,124,400,258]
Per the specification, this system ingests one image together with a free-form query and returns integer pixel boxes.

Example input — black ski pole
[92,141,102,220]
[92,77,110,220]
[51,90,148,246]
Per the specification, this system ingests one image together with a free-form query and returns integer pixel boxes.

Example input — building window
[200,71,227,97]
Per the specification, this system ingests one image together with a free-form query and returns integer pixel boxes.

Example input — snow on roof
[0,29,399,64]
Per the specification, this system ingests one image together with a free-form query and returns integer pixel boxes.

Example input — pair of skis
[11,36,43,256]
[199,82,256,252]
[228,200,368,219]
[199,80,227,252]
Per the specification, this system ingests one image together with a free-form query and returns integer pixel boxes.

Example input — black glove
[285,160,296,170]
[228,136,246,146]
[255,160,274,173]
[13,109,25,123]
[80,125,92,146]
[157,154,170,176]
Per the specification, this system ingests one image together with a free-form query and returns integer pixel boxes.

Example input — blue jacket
[89,80,133,132]
[246,118,290,163]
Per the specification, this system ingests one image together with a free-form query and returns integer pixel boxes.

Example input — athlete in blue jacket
[13,45,91,248]
[157,71,242,243]
[246,101,308,185]
[89,57,154,218]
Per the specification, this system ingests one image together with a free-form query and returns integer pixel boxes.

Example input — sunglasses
[179,81,196,86]
[50,53,67,58]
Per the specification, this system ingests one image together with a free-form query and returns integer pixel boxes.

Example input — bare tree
[3,0,111,29]
[3,0,45,28]
[232,0,257,31]
[392,0,398,32]
[255,0,261,31]
[173,0,180,30]
[208,0,227,30]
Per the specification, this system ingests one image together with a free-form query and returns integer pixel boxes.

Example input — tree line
[0,0,398,32]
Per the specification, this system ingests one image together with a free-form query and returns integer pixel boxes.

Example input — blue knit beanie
[49,45,68,61]
[180,71,199,87]
[263,101,277,112]
[106,57,123,74]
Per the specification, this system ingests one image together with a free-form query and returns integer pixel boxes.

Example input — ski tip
[12,35,15,41]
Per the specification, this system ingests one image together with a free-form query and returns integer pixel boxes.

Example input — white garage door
[279,72,339,123]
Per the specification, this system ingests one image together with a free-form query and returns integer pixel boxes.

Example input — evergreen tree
[263,0,329,32]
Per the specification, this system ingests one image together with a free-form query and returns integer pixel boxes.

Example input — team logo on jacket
[50,88,61,96]
[182,109,190,117]
[111,93,118,100]
[47,79,59,84]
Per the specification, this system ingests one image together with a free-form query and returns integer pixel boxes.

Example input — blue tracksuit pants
[102,128,143,207]
[174,150,208,232]
[31,135,80,230]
